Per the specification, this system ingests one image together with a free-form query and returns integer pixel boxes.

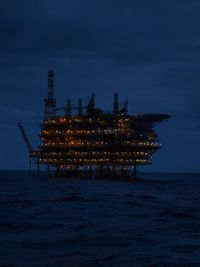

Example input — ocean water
[0,171,200,267]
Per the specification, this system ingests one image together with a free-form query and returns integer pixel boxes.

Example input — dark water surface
[0,171,200,267]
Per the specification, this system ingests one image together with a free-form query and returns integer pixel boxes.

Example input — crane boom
[18,122,34,154]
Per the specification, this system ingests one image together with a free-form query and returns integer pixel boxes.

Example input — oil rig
[19,70,170,178]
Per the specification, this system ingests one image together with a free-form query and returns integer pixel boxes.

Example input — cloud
[1,0,200,68]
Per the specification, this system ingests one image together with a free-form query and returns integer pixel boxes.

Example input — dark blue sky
[0,0,200,172]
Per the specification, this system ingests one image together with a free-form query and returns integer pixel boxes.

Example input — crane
[18,122,39,175]
[18,122,34,154]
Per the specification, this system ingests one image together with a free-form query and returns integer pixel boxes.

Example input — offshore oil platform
[19,70,170,178]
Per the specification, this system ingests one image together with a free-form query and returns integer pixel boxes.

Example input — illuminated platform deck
[19,70,170,178]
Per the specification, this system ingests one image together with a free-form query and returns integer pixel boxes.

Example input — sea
[0,171,200,267]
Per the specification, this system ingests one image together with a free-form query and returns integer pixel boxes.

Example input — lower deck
[29,155,139,178]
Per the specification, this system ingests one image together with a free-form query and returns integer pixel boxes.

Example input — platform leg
[112,164,116,178]
[47,164,50,177]
[55,165,59,177]
[133,165,137,178]
[89,164,92,178]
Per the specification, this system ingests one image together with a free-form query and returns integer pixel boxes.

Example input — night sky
[1,0,200,172]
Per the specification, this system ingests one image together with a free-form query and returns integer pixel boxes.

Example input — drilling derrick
[113,93,119,115]
[78,98,83,116]
[86,93,95,115]
[44,70,56,119]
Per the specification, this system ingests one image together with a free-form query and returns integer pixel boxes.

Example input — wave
[160,209,195,219]
[50,195,82,203]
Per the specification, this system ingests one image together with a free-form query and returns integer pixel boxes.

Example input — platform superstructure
[19,70,170,178]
